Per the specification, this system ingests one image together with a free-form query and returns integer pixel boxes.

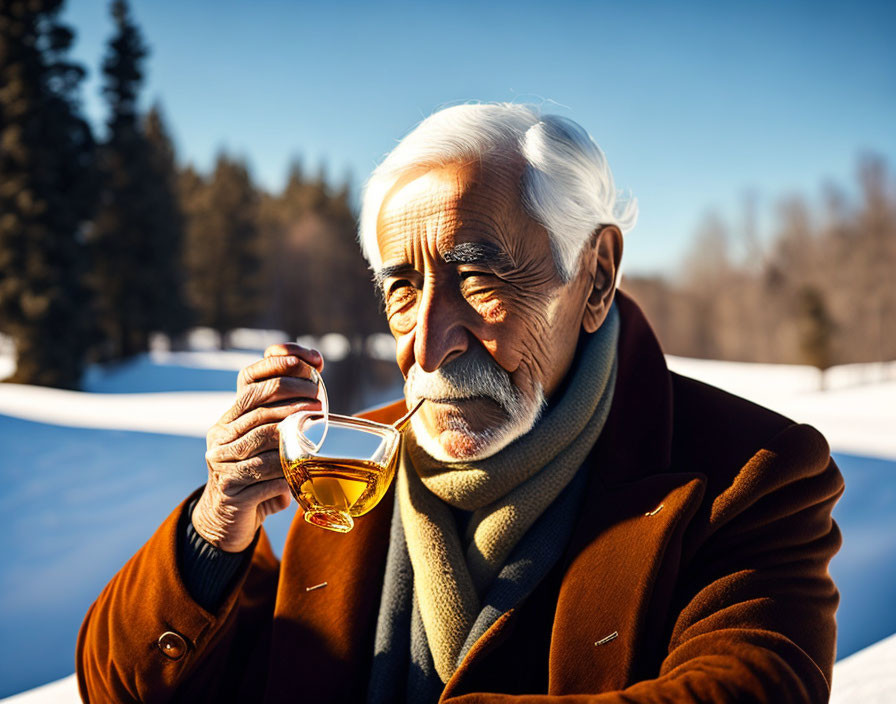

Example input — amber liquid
[282,453,397,519]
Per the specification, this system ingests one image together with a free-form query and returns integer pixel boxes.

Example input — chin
[409,389,545,463]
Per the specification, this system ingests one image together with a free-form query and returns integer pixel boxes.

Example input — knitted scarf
[374,304,620,688]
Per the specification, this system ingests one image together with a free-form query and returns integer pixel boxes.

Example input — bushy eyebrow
[441,242,514,270]
[373,264,414,289]
[374,242,515,289]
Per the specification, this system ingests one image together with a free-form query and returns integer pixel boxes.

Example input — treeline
[0,0,383,389]
[622,154,896,381]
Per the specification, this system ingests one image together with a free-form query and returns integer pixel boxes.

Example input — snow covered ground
[0,347,894,700]
[666,356,896,460]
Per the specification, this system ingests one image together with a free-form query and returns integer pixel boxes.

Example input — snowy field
[666,356,896,461]
[0,344,894,700]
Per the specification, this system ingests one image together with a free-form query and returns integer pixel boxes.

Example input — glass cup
[279,411,402,533]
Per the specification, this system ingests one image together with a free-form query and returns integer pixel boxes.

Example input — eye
[386,279,413,296]
[459,269,496,282]
[384,280,418,318]
[459,269,502,294]
[384,281,418,333]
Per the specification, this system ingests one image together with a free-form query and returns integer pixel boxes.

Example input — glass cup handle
[308,368,329,454]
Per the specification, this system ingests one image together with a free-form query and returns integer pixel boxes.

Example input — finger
[215,401,312,445]
[242,477,291,509]
[237,354,317,392]
[222,376,321,424]
[208,451,284,496]
[264,343,323,370]
[208,422,280,463]
[258,490,292,519]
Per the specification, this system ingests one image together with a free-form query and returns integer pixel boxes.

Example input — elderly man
[78,104,843,703]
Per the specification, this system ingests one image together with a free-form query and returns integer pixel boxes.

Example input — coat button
[157,631,188,660]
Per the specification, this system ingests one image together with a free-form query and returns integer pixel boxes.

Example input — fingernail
[311,349,322,362]
[284,355,299,365]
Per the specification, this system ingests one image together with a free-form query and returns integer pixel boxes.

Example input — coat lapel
[263,404,404,703]
[441,473,705,699]
[263,489,393,702]
[548,289,700,691]
[548,472,705,693]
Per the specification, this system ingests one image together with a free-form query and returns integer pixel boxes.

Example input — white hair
[358,103,638,281]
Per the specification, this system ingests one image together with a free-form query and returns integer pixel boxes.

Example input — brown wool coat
[77,292,844,703]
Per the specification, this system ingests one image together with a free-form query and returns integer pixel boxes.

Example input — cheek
[384,285,420,335]
[494,296,560,390]
[385,291,420,377]
[469,293,507,324]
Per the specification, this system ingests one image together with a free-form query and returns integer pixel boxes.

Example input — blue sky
[63,0,895,274]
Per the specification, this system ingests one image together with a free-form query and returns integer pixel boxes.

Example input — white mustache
[405,349,521,415]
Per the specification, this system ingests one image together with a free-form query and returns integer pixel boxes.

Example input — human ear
[582,225,623,334]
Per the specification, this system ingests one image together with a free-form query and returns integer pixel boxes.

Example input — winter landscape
[0,336,894,702]
[3,0,892,700]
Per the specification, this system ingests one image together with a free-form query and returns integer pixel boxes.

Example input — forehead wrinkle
[378,173,464,242]
[376,159,547,278]
[449,165,554,269]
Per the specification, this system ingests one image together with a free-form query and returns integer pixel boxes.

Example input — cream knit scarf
[397,304,620,682]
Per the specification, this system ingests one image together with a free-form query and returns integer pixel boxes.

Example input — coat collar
[592,290,675,486]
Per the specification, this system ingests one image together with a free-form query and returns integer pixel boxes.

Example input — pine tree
[325,173,386,340]
[89,0,149,358]
[182,153,260,346]
[0,0,96,388]
[143,103,191,341]
[257,159,313,336]
[90,0,188,358]
[796,285,836,391]
[257,163,387,342]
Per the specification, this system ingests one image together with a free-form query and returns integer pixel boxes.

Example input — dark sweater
[178,498,251,611]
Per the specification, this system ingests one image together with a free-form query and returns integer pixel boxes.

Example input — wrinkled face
[375,160,595,461]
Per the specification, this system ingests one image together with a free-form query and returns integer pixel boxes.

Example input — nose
[414,277,470,373]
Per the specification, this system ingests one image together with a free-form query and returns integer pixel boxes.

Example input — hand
[192,343,324,552]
